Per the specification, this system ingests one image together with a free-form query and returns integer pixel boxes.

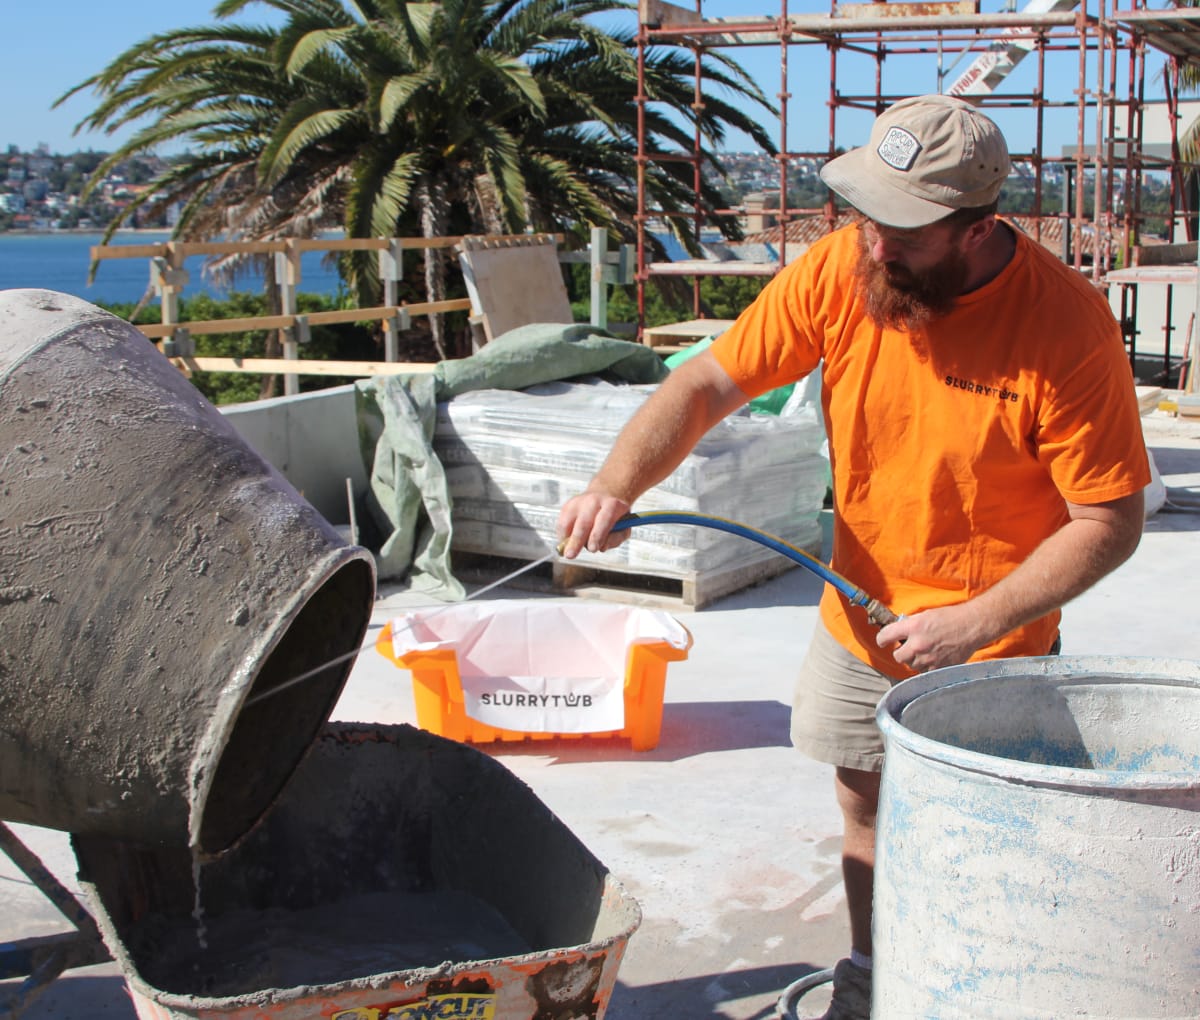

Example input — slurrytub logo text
[945,374,1019,402]
[331,992,496,1020]
[479,692,593,709]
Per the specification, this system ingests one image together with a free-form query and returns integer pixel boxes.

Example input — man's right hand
[554,351,751,560]
[557,489,633,559]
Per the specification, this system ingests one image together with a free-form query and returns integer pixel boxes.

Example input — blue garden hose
[609,510,899,628]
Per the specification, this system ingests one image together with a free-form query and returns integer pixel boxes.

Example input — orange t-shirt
[710,221,1151,680]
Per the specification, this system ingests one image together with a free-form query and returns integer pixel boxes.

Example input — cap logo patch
[877,127,921,172]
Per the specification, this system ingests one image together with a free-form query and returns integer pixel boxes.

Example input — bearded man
[556,94,1150,1020]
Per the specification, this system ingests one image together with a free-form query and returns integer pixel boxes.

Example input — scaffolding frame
[633,0,1200,379]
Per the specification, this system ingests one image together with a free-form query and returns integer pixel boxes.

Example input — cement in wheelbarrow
[72,724,640,1020]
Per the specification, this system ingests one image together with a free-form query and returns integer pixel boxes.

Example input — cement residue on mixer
[134,889,533,997]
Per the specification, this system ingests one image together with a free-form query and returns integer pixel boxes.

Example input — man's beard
[853,226,969,332]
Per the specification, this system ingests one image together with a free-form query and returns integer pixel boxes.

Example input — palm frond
[378,71,436,132]
[66,0,775,309]
[285,25,361,75]
[260,103,361,184]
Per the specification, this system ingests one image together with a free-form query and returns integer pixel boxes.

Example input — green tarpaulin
[356,322,669,599]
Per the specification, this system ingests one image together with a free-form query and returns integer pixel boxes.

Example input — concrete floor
[4,411,1200,1020]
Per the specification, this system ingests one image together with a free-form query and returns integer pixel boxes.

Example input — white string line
[244,550,559,707]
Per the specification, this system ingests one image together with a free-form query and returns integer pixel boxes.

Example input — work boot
[817,958,871,1020]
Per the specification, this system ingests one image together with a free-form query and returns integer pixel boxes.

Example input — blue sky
[4,0,1173,158]
[4,0,276,154]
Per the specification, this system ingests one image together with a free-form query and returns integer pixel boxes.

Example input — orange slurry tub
[376,600,693,751]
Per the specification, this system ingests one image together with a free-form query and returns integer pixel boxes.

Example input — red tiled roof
[739,211,854,250]
[738,212,1114,261]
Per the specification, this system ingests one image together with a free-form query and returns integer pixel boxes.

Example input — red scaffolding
[634,0,1200,381]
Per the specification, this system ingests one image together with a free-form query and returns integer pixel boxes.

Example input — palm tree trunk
[418,178,450,361]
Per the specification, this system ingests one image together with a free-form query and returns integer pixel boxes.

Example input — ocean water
[0,231,344,306]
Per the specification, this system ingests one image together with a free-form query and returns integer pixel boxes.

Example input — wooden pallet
[451,545,814,610]
[641,318,736,356]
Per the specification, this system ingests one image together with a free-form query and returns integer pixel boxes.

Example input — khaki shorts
[790,618,1064,773]
[790,618,892,773]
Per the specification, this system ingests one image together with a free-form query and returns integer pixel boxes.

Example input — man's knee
[835,766,881,829]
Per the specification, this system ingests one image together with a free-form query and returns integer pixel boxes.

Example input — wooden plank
[288,237,391,253]
[138,323,179,339]
[562,554,803,610]
[296,235,466,253]
[453,551,697,610]
[91,243,168,261]
[1136,385,1164,415]
[136,300,468,341]
[168,357,436,376]
[401,236,465,250]
[640,0,702,28]
[459,232,565,247]
[835,0,976,18]
[303,305,399,326]
[451,547,808,611]
[457,235,573,340]
[138,314,296,338]
[642,318,736,350]
[169,240,282,257]
[92,234,471,262]
[403,297,474,316]
[1106,265,1200,286]
[1133,241,1199,267]
[647,260,778,277]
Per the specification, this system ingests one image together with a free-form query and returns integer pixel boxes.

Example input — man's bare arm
[557,351,748,557]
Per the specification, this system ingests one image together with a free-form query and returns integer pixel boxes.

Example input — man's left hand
[876,604,984,673]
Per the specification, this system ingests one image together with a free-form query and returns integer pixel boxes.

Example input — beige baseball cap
[819,94,1011,228]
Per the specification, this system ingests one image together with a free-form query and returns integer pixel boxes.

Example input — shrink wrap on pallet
[435,381,828,579]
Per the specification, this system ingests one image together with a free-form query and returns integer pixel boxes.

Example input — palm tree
[62,0,777,354]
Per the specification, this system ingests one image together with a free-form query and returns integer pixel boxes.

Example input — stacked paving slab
[434,381,828,582]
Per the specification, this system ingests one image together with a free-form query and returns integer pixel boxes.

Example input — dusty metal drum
[874,655,1200,1019]
[0,289,376,853]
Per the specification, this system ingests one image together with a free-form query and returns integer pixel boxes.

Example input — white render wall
[221,384,365,526]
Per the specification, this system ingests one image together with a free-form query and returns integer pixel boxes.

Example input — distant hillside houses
[681,156,1159,271]
[0,144,178,231]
